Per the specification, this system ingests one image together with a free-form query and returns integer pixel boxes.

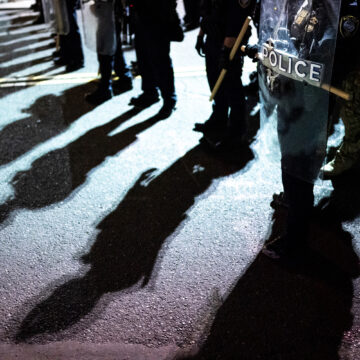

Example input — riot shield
[41,0,70,35]
[81,0,117,56]
[53,0,70,35]
[41,0,54,24]
[258,0,342,183]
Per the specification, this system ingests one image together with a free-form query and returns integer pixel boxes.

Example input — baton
[240,45,352,101]
[209,16,252,102]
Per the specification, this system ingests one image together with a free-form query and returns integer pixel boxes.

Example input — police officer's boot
[85,54,113,106]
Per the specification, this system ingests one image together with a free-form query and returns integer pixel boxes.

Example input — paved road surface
[0,2,360,359]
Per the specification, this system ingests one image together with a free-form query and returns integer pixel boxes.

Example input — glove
[195,36,205,57]
[244,44,258,61]
[219,46,232,70]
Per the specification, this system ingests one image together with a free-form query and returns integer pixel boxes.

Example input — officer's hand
[195,36,205,57]
[244,44,259,61]
[219,46,232,70]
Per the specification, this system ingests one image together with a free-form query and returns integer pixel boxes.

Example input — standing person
[321,0,360,178]
[129,0,183,118]
[252,0,343,260]
[85,0,133,106]
[183,0,201,31]
[193,0,255,150]
[54,0,84,73]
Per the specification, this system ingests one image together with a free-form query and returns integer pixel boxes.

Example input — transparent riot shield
[81,0,117,56]
[258,0,342,183]
[41,0,55,24]
[53,0,70,35]
[41,0,69,35]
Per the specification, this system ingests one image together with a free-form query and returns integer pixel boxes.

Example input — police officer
[54,0,84,73]
[253,0,343,260]
[194,0,255,150]
[85,0,133,106]
[321,0,360,177]
[129,0,182,118]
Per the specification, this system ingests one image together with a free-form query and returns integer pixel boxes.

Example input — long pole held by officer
[193,0,256,151]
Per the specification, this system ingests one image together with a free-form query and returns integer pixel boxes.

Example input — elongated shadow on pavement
[0,55,54,77]
[0,12,56,80]
[0,82,95,167]
[0,106,153,226]
[14,144,254,342]
[0,42,54,63]
[181,189,359,360]
[0,35,53,55]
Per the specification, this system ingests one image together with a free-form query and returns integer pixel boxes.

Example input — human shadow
[0,82,95,166]
[0,107,160,226]
[0,55,54,77]
[183,201,359,360]
[0,42,54,63]
[0,34,53,54]
[0,11,55,79]
[14,144,254,342]
[0,28,46,42]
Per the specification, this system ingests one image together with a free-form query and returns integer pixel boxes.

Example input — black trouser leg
[113,23,132,80]
[98,54,113,89]
[205,37,228,127]
[135,25,157,95]
[282,171,314,246]
[153,38,176,104]
[62,0,84,64]
[227,59,246,136]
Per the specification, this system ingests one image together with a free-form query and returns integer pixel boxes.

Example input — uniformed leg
[135,24,157,95]
[61,0,84,72]
[282,171,314,242]
[129,23,159,108]
[204,37,228,131]
[151,36,176,109]
[85,54,113,105]
[263,171,314,260]
[113,23,132,94]
[322,70,360,177]
[224,57,247,141]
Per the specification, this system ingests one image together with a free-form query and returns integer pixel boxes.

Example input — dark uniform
[56,0,84,72]
[130,0,181,118]
[194,0,255,148]
[258,0,343,259]
[322,0,360,177]
[85,0,133,106]
[183,0,201,31]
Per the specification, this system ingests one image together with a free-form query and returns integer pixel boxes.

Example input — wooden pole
[209,16,252,102]
[321,84,352,101]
